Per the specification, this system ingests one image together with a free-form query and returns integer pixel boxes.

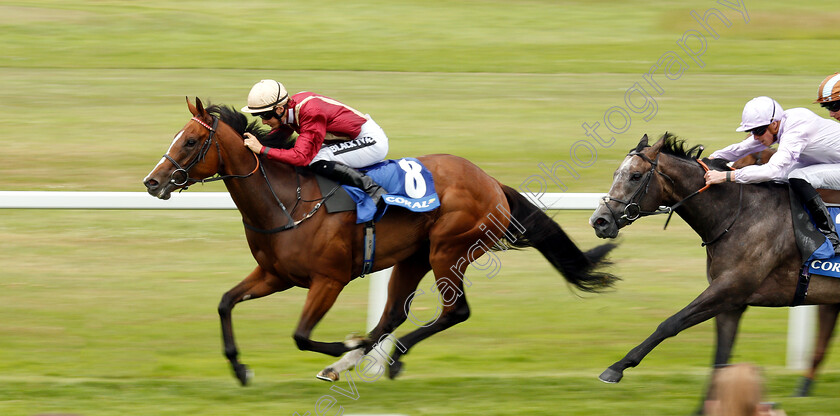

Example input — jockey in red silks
[241,79,388,206]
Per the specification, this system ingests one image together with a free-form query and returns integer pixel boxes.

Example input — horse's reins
[603,150,743,246]
[243,165,336,234]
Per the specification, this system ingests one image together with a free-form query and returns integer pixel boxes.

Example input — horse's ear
[186,96,199,116]
[634,134,649,152]
[195,97,207,116]
[648,136,667,154]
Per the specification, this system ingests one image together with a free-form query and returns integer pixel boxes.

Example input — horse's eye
[630,172,643,181]
[186,138,197,147]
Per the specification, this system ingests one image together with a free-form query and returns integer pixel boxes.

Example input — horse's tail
[501,185,619,293]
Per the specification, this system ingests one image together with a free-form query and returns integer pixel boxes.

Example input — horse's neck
[662,160,739,240]
[660,159,707,205]
[218,134,301,230]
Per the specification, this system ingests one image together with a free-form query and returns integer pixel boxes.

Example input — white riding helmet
[241,80,289,113]
[736,96,784,132]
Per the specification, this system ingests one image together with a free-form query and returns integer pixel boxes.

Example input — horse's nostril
[595,217,607,226]
[145,179,159,189]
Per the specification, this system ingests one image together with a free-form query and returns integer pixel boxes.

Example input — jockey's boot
[311,161,387,208]
[791,178,840,256]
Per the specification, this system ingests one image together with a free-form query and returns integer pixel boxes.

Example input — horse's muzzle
[589,209,620,239]
[143,178,173,200]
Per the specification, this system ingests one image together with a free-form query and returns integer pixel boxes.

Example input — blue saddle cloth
[342,157,440,224]
[807,206,840,276]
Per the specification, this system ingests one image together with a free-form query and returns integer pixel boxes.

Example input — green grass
[2,210,837,415]
[3,0,840,414]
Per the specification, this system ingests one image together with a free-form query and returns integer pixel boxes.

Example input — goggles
[821,101,840,112]
[256,110,276,120]
[749,125,769,136]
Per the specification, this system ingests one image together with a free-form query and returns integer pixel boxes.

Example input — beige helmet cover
[241,80,289,113]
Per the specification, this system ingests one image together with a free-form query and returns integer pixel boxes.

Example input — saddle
[791,188,840,263]
[310,158,439,278]
[313,173,356,214]
[311,157,440,222]
[784,188,840,305]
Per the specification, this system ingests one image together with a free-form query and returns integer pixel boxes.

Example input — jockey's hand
[243,133,264,154]
[704,170,728,186]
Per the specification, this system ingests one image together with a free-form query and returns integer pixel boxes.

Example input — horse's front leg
[293,276,353,357]
[599,280,750,384]
[219,266,291,385]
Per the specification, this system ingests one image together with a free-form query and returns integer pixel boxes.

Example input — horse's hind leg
[369,245,432,341]
[219,266,292,385]
[386,251,472,379]
[795,303,840,396]
[318,247,431,382]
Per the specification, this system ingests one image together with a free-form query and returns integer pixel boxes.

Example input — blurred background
[1,1,838,415]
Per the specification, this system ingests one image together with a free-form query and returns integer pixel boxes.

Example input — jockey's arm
[709,135,766,162]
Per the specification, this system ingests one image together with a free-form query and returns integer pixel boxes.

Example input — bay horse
[143,98,618,385]
[733,146,840,397]
[730,148,776,169]
[588,133,840,402]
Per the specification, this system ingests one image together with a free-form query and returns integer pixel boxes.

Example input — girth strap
[792,265,811,306]
[361,221,375,277]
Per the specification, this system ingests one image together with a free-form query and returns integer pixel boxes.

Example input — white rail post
[787,305,816,370]
[366,267,392,332]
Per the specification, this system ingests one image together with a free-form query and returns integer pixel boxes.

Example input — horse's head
[590,134,674,238]
[144,97,223,199]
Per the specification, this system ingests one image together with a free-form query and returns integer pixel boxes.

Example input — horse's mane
[654,132,730,171]
[658,132,694,159]
[205,103,295,149]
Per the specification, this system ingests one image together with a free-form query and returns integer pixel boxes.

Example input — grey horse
[589,133,840,406]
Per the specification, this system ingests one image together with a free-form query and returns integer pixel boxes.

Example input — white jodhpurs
[789,163,840,190]
[310,118,389,169]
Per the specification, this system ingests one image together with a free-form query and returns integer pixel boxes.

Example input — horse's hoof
[388,360,404,379]
[598,367,623,384]
[793,377,813,397]
[234,364,253,386]
[316,367,340,382]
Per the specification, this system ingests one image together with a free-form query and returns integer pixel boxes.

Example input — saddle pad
[806,206,840,277]
[345,157,440,224]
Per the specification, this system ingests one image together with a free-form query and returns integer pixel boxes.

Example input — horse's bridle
[163,116,260,189]
[162,115,331,234]
[603,149,743,246]
[602,150,676,223]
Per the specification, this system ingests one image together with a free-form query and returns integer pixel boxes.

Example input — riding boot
[791,178,840,256]
[311,160,387,207]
